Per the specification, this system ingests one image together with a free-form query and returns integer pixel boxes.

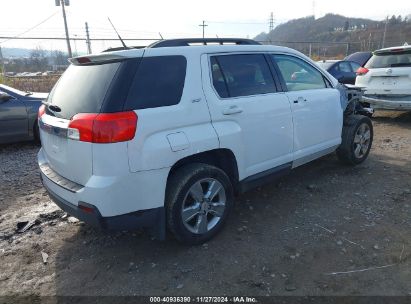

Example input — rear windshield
[48,62,121,119]
[365,50,411,69]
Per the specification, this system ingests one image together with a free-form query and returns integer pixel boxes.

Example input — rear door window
[272,55,327,91]
[210,54,276,98]
[339,62,352,73]
[125,55,187,110]
[349,61,361,73]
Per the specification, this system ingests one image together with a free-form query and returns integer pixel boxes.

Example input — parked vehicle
[356,45,411,110]
[317,60,361,84]
[38,38,374,244]
[0,84,48,144]
[345,51,372,67]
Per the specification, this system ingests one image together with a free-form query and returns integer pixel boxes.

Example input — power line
[208,21,266,25]
[0,11,59,44]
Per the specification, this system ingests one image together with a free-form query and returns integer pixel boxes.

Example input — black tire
[166,163,234,245]
[33,120,40,144]
[337,115,373,165]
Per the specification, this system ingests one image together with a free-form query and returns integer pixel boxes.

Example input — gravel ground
[0,111,410,297]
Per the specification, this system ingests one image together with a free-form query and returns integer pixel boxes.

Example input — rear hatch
[39,51,143,185]
[360,48,411,95]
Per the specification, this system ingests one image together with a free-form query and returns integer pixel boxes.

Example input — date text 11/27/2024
[149,296,257,303]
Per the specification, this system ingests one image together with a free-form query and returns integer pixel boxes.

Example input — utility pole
[199,20,208,39]
[382,16,388,48]
[85,22,92,54]
[73,34,79,56]
[269,12,274,32]
[56,0,72,57]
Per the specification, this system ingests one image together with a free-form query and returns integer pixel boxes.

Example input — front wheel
[166,163,234,245]
[337,115,373,165]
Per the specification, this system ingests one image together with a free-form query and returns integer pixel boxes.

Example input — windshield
[365,50,411,69]
[47,62,121,119]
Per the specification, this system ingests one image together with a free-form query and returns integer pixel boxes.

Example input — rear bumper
[42,176,164,231]
[41,174,165,238]
[361,95,411,110]
[37,148,169,239]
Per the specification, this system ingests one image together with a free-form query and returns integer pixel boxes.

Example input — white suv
[356,45,411,111]
[38,38,373,244]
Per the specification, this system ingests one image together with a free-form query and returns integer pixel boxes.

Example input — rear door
[337,61,356,84]
[39,58,134,185]
[271,54,342,164]
[201,53,294,179]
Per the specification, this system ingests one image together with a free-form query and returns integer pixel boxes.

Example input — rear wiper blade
[48,104,62,112]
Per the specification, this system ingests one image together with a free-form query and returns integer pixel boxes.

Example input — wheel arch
[167,148,240,193]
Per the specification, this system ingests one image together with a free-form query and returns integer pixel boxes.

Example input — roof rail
[147,38,261,48]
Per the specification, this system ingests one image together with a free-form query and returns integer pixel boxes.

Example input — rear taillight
[38,104,46,118]
[68,111,137,143]
[356,67,369,76]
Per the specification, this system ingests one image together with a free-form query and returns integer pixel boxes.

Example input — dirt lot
[0,111,410,298]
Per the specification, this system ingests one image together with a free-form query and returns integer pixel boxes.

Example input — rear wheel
[337,115,373,165]
[166,163,234,245]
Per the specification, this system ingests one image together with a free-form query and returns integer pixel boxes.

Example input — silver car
[0,84,48,144]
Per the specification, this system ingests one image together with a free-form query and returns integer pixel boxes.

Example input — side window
[210,57,229,98]
[349,62,361,73]
[125,56,187,110]
[339,61,352,73]
[272,55,327,92]
[211,54,276,98]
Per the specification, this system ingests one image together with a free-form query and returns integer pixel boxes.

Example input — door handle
[222,105,243,115]
[293,96,307,103]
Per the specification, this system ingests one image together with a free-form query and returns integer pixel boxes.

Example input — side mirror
[0,92,13,103]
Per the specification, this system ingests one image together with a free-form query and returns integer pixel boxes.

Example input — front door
[271,54,343,164]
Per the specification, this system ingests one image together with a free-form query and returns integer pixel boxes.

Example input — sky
[0,0,410,54]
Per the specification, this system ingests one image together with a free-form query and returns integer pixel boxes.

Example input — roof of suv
[73,40,306,64]
[69,38,339,87]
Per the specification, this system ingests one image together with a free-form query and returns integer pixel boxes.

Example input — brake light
[68,111,137,143]
[356,67,369,76]
[38,104,46,118]
[76,57,92,64]
[390,48,404,53]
